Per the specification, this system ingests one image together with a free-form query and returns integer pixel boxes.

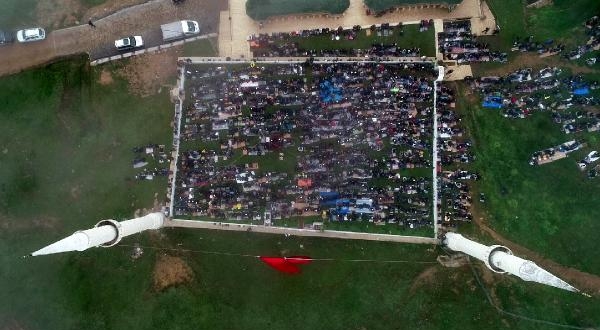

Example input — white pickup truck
[161,20,200,42]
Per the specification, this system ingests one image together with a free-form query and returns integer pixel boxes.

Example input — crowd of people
[469,66,600,176]
[248,24,424,58]
[437,20,507,64]
[131,144,170,181]
[471,67,599,119]
[511,16,599,63]
[434,84,476,229]
[173,62,443,230]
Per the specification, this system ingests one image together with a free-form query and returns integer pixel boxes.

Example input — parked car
[16,28,45,42]
[114,36,143,50]
[0,30,15,45]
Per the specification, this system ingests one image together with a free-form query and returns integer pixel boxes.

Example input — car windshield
[122,38,130,46]
[186,21,195,31]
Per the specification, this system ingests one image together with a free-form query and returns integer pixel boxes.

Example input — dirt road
[0,0,225,77]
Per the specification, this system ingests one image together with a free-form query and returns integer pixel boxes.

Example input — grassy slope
[0,0,40,30]
[182,38,218,57]
[0,57,172,328]
[456,84,600,275]
[365,0,462,12]
[0,54,598,330]
[246,0,350,21]
[487,0,600,50]
[291,24,436,57]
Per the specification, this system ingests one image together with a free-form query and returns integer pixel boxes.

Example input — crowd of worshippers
[433,83,477,229]
[511,16,599,63]
[131,144,171,180]
[248,23,423,58]
[470,66,599,120]
[437,20,507,64]
[170,62,440,229]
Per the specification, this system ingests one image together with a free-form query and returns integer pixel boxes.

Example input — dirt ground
[152,254,194,291]
[36,0,83,29]
[35,0,147,30]
[99,69,114,85]
[409,265,439,294]
[114,48,181,97]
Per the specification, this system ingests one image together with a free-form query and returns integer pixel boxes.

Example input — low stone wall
[90,33,217,66]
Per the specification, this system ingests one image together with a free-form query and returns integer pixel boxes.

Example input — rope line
[117,244,439,264]
[468,258,596,330]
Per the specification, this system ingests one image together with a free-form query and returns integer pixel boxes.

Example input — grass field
[364,0,462,12]
[246,0,350,21]
[0,0,42,30]
[455,83,600,275]
[0,50,600,329]
[487,0,600,50]
[183,38,218,57]
[288,24,436,57]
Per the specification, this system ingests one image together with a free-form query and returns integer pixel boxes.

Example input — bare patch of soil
[1,319,27,330]
[36,0,83,29]
[0,214,60,231]
[70,185,81,200]
[99,69,114,85]
[437,254,469,267]
[153,254,193,291]
[473,215,600,296]
[409,265,439,294]
[115,48,181,97]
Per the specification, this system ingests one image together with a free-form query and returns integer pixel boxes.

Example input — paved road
[167,219,440,244]
[0,0,225,77]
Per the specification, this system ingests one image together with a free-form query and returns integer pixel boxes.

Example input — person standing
[88,20,96,28]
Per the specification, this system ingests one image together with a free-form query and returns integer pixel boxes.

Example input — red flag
[259,256,312,274]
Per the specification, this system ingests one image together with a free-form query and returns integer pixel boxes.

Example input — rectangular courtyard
[173,61,439,237]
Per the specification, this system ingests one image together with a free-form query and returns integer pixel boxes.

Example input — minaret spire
[30,213,165,256]
[444,232,579,293]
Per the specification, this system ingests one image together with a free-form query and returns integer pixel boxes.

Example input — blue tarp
[573,87,590,95]
[482,96,503,109]
[319,80,343,103]
[319,192,340,200]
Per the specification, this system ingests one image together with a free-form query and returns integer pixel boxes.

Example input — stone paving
[219,0,497,58]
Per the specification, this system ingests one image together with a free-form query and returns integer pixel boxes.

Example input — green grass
[486,0,600,51]
[287,24,436,57]
[0,56,173,327]
[456,83,600,275]
[1,56,600,330]
[0,0,40,30]
[246,0,350,21]
[525,0,600,42]
[364,0,462,12]
[183,38,218,57]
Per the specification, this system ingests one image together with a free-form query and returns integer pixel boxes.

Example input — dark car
[0,30,15,45]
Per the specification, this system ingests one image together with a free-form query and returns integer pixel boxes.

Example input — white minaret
[444,232,579,293]
[30,213,165,256]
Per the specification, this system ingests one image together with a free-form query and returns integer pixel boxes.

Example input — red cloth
[259,256,312,274]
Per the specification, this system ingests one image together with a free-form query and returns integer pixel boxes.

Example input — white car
[577,151,600,169]
[16,28,45,42]
[114,36,143,50]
